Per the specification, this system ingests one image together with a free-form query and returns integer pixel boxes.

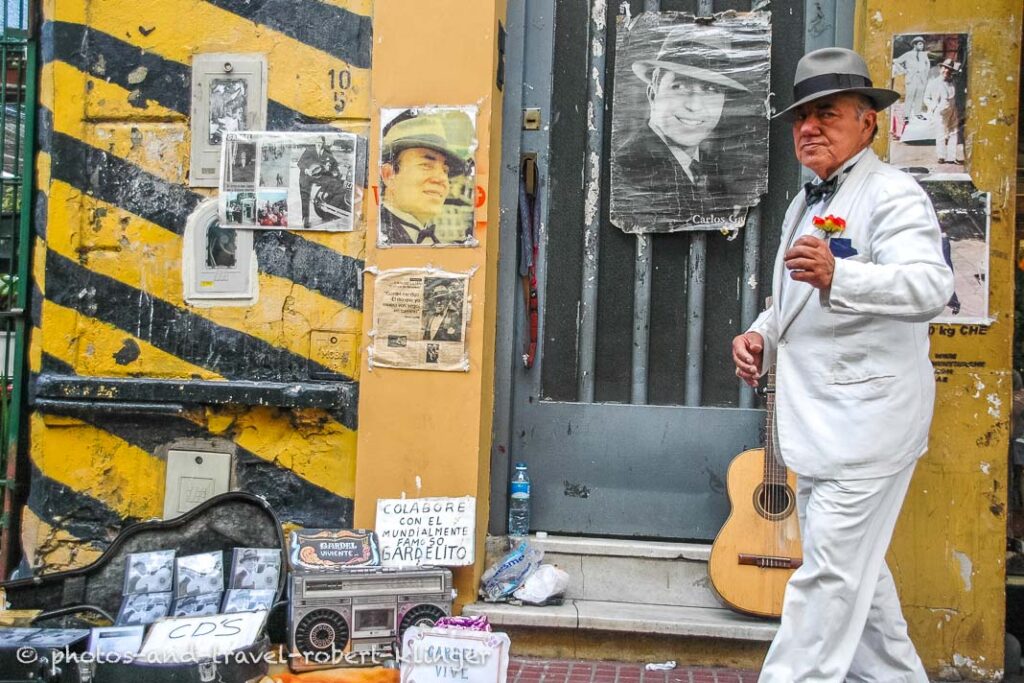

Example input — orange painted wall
[353,0,507,608]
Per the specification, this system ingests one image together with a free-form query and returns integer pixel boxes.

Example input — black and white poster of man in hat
[609,13,770,233]
[889,33,968,174]
[230,548,281,590]
[378,106,477,247]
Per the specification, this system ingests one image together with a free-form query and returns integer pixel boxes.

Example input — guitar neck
[763,367,787,486]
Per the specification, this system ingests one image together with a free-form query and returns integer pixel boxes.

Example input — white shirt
[780,148,868,311]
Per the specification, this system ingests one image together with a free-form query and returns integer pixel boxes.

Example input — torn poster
[609,12,771,233]
[919,177,990,325]
[889,33,969,175]
[219,131,362,232]
[378,106,478,247]
[370,268,470,371]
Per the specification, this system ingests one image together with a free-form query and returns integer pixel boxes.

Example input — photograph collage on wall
[919,178,990,324]
[889,33,969,175]
[378,106,478,247]
[220,131,361,232]
[609,11,771,233]
[370,268,471,371]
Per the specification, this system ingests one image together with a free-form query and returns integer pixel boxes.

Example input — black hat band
[793,72,873,102]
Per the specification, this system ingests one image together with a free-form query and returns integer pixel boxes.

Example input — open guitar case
[0,491,287,683]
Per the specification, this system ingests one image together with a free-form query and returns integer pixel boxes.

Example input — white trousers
[758,462,928,683]
[935,125,959,163]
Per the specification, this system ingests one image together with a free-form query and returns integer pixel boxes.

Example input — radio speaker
[398,603,447,636]
[294,607,351,657]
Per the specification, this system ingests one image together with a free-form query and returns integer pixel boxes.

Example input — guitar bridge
[737,553,802,569]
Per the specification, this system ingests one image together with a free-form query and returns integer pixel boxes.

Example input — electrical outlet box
[189,53,268,187]
[164,449,232,519]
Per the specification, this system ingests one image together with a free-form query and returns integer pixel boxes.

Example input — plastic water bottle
[508,462,531,538]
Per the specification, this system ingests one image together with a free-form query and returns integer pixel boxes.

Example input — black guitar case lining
[1,491,286,683]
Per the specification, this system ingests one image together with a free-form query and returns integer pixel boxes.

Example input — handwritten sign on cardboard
[400,625,509,683]
[140,611,267,660]
[375,497,476,567]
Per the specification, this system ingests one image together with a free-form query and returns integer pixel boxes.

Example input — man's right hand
[732,332,764,388]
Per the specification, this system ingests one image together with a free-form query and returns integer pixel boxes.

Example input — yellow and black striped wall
[26,0,371,571]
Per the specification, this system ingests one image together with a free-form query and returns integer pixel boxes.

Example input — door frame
[488,0,856,536]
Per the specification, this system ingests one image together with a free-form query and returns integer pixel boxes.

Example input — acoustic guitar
[709,371,802,618]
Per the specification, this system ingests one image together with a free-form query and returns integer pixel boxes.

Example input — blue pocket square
[829,238,858,259]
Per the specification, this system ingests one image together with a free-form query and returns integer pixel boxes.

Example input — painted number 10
[328,68,352,114]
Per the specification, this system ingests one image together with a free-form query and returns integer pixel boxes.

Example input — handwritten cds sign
[376,497,476,567]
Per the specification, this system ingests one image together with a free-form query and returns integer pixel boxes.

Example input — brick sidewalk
[509,658,759,683]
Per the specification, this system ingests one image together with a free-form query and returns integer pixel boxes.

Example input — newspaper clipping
[371,268,470,371]
[219,131,361,232]
[378,106,478,247]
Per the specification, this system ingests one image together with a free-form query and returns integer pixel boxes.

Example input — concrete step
[463,599,778,641]
[474,535,779,645]
[491,534,720,608]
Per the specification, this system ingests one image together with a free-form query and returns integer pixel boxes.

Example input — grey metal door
[492,0,851,540]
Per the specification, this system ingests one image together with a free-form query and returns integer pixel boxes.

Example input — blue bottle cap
[515,462,527,469]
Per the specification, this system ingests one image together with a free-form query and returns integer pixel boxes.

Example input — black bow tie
[804,176,837,205]
[416,224,437,244]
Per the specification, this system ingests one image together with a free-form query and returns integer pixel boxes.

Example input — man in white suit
[732,48,953,682]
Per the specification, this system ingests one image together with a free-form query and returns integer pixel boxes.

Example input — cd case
[116,592,173,626]
[229,547,282,590]
[175,551,225,597]
[123,549,176,594]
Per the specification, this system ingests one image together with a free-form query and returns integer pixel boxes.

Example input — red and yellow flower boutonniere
[812,214,846,237]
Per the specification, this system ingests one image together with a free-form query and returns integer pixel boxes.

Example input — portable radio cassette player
[287,565,454,671]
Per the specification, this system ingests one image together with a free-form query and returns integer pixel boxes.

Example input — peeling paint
[952,550,972,591]
[126,65,148,85]
[583,152,601,226]
[952,653,1001,681]
[986,392,1001,419]
[979,461,990,474]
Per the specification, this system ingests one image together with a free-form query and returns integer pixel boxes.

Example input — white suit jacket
[748,150,954,479]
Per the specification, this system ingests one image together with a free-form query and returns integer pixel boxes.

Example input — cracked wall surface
[24,0,371,571]
[861,1,1021,680]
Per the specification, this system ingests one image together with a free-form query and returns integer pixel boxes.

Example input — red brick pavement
[508,658,759,683]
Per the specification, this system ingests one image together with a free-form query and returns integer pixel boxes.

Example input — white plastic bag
[479,541,544,602]
[512,564,569,604]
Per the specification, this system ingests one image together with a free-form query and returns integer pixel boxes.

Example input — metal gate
[492,0,852,540]
[0,0,35,578]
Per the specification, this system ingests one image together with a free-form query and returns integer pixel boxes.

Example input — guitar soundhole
[754,483,795,521]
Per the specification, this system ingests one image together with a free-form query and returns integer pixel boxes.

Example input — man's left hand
[784,235,835,289]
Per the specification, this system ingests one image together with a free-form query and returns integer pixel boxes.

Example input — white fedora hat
[774,47,900,120]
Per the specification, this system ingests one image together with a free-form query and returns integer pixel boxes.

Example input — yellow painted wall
[28,0,370,566]
[859,2,1022,679]
[353,0,506,609]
